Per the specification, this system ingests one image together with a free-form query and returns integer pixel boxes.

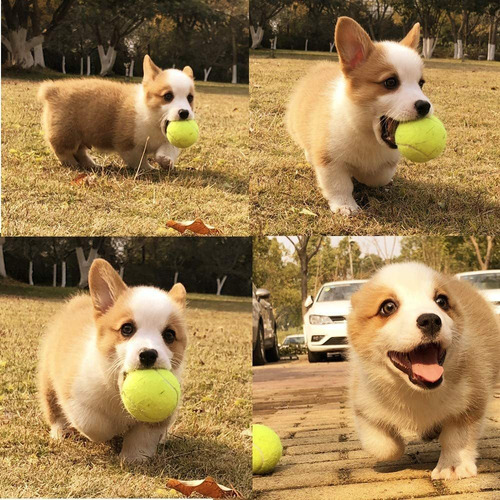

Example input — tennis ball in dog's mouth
[121,369,180,423]
[252,424,282,474]
[395,115,447,163]
[166,120,199,148]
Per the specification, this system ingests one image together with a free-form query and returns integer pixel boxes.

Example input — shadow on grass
[188,297,251,314]
[0,280,79,300]
[133,435,250,488]
[251,49,339,62]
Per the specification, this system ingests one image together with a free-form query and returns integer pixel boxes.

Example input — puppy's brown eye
[384,77,399,90]
[379,300,398,316]
[419,79,425,88]
[163,92,174,102]
[187,94,193,104]
[121,323,135,337]
[162,328,176,344]
[435,294,449,310]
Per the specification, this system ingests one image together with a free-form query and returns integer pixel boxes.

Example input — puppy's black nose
[139,349,158,368]
[178,109,189,120]
[414,100,431,117]
[416,313,441,337]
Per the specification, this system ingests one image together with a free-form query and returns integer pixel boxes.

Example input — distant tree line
[254,236,497,329]
[0,237,252,296]
[250,0,499,60]
[1,0,248,83]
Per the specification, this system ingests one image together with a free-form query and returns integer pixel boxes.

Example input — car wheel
[265,332,280,363]
[307,349,325,363]
[253,322,267,366]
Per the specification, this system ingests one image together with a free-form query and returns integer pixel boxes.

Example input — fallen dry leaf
[299,208,318,217]
[166,218,221,235]
[72,173,96,186]
[166,477,242,498]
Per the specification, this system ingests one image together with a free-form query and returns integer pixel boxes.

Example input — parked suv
[456,270,500,314]
[303,280,366,362]
[252,286,280,365]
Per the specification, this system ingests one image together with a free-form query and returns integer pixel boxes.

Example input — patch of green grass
[0,293,252,498]
[1,69,249,236]
[250,51,500,235]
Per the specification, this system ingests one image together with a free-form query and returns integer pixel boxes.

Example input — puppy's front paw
[155,155,174,169]
[119,450,151,463]
[329,200,360,216]
[431,458,477,480]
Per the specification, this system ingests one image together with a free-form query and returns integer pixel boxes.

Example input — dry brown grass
[1,70,249,236]
[250,50,500,235]
[0,285,252,498]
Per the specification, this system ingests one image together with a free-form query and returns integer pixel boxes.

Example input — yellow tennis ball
[121,369,180,423]
[395,115,447,163]
[252,424,282,474]
[166,120,199,148]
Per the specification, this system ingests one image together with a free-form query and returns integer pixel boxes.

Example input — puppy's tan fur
[38,56,195,170]
[38,259,188,462]
[348,263,500,480]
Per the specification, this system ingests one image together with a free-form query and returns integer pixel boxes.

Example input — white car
[303,280,367,362]
[456,270,500,314]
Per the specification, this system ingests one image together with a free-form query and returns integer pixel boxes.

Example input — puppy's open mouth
[380,116,399,149]
[161,118,170,135]
[388,343,446,389]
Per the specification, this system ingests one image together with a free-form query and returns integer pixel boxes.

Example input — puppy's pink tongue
[409,345,443,383]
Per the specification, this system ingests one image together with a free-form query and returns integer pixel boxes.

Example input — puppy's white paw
[155,155,174,169]
[50,422,69,440]
[119,450,151,463]
[431,458,477,480]
[329,201,360,216]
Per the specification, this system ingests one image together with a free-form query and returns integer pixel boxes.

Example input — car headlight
[309,315,333,325]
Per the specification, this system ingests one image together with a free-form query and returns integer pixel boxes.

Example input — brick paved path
[253,356,500,499]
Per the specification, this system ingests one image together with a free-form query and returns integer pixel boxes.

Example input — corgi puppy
[38,55,195,170]
[286,17,432,215]
[38,259,188,462]
[347,263,500,480]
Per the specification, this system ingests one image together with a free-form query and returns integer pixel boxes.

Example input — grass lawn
[250,50,500,235]
[0,284,252,498]
[1,69,249,236]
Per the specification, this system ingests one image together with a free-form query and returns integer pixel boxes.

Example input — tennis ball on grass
[166,120,199,148]
[121,369,180,423]
[395,115,446,163]
[252,424,282,474]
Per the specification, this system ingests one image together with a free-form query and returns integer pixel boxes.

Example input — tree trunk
[173,271,179,285]
[97,45,117,75]
[216,275,227,295]
[80,57,84,75]
[231,27,238,84]
[62,55,66,73]
[0,238,6,278]
[29,261,34,286]
[456,39,463,59]
[329,42,335,53]
[76,246,99,288]
[203,67,212,81]
[305,39,308,51]
[119,265,124,279]
[52,264,57,287]
[87,55,91,75]
[487,44,496,61]
[422,37,437,58]
[300,258,308,317]
[61,260,67,287]
[33,42,45,67]
[1,30,44,68]
[129,59,134,77]
[487,11,498,61]
[250,25,264,49]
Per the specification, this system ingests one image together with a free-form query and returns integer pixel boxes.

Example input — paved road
[253,356,500,499]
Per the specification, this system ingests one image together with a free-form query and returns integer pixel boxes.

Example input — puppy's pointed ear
[143,55,162,82]
[89,259,128,317]
[169,283,186,309]
[335,17,375,74]
[401,23,420,50]
[182,66,194,80]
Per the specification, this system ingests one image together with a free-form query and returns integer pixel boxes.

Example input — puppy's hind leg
[38,371,69,440]
[355,412,405,461]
